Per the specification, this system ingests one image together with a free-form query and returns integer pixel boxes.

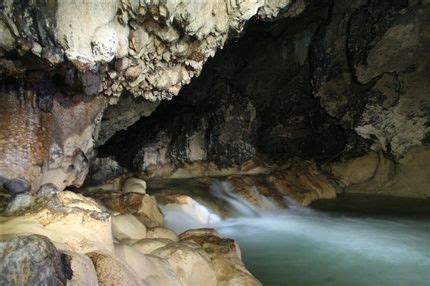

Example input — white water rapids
[156,180,430,286]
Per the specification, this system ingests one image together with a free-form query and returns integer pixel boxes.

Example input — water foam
[159,179,430,286]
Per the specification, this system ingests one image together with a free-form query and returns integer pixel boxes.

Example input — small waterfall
[159,197,221,233]
[160,179,285,233]
[156,177,430,286]
[209,180,281,217]
[209,180,260,217]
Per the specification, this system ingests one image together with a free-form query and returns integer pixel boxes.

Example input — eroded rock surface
[87,251,142,286]
[1,1,430,284]
[0,0,298,194]
[0,0,294,104]
[1,178,262,286]
[98,1,348,177]
[151,241,218,286]
[269,161,338,206]
[99,0,430,199]
[0,86,105,193]
[66,251,99,286]
[1,191,113,253]
[179,228,262,286]
[311,0,430,159]
[324,147,430,198]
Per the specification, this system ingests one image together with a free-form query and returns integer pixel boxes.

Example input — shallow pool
[215,209,430,286]
[152,179,430,286]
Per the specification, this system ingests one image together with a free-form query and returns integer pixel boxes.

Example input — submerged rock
[226,176,287,209]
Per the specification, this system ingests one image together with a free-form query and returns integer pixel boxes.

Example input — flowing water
[150,179,430,286]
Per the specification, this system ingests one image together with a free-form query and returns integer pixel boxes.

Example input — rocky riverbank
[0,177,261,285]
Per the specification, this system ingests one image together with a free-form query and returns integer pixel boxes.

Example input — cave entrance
[97,1,349,180]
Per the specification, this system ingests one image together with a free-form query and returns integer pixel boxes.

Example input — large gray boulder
[0,234,72,285]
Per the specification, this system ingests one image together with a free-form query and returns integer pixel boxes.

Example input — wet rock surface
[323,147,430,199]
[0,177,263,286]
[179,229,262,286]
[269,161,338,206]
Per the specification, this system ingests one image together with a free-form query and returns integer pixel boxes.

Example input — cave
[1,1,430,285]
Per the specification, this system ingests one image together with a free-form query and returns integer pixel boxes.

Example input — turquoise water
[153,179,430,286]
[215,209,430,286]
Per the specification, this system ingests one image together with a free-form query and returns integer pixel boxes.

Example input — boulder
[114,243,180,286]
[0,191,113,253]
[146,227,178,242]
[138,194,164,227]
[0,234,72,286]
[87,252,142,286]
[122,178,147,194]
[152,242,217,286]
[3,193,34,215]
[102,191,164,227]
[66,252,99,286]
[179,229,262,286]
[131,238,173,255]
[112,214,147,241]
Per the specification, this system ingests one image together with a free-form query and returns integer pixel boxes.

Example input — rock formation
[1,0,430,284]
[1,0,428,195]
[0,0,291,193]
[1,177,262,285]
[100,0,430,199]
[0,234,72,285]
